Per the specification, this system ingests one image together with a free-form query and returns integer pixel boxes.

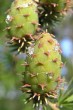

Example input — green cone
[39,0,66,12]
[38,0,70,31]
[22,32,63,103]
[6,0,38,38]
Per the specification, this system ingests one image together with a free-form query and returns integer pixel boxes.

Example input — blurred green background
[0,0,73,110]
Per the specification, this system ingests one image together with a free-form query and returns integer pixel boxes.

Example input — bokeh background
[0,0,73,110]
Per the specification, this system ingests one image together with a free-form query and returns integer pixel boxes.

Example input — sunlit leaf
[65,95,73,102]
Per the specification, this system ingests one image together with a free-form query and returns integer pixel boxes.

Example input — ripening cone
[6,0,38,38]
[22,32,63,105]
[39,0,66,12]
[38,0,71,31]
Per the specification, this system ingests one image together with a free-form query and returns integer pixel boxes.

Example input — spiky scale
[6,0,38,38]
[23,32,63,95]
